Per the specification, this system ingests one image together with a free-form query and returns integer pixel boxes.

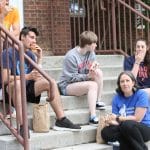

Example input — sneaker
[89,116,98,124]
[108,141,120,147]
[20,125,30,139]
[6,107,16,119]
[53,117,81,131]
[96,101,106,110]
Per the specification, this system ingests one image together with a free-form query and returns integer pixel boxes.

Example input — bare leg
[9,80,23,124]
[34,78,65,119]
[66,81,98,116]
[92,69,103,100]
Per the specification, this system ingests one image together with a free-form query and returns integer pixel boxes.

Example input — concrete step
[0,55,124,150]
[42,55,124,69]
[0,125,99,150]
[40,77,118,96]
[52,143,112,150]
[44,65,123,81]
[1,122,150,150]
[27,106,112,129]
[52,141,150,150]
[27,91,115,114]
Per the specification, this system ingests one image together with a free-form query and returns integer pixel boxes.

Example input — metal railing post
[112,0,117,50]
[19,43,29,150]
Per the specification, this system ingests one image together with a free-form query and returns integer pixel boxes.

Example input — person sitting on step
[58,31,105,124]
[124,38,150,98]
[2,26,81,138]
[101,71,150,150]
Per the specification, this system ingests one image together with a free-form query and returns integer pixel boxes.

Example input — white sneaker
[96,101,106,110]
[108,141,120,146]
[6,108,16,119]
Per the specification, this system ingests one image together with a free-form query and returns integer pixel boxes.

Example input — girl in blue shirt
[101,71,150,150]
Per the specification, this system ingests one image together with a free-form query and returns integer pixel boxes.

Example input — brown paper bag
[33,102,50,133]
[96,116,106,144]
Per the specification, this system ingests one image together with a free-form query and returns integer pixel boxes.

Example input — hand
[30,44,43,59]
[135,50,146,64]
[28,69,43,81]
[88,69,97,78]
[90,61,100,71]
[104,114,119,126]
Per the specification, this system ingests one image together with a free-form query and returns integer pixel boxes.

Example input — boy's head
[19,26,39,50]
[79,31,97,48]
[19,26,39,41]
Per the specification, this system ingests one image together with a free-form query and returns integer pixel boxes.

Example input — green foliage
[142,0,150,5]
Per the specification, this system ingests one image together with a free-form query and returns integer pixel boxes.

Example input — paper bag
[33,102,50,132]
[96,116,106,144]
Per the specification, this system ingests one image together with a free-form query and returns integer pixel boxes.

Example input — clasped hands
[28,69,43,81]
[102,114,119,126]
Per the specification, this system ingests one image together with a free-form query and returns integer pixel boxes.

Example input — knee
[42,78,56,88]
[10,80,21,91]
[101,127,115,142]
[88,81,98,91]
[96,69,103,78]
[120,120,135,132]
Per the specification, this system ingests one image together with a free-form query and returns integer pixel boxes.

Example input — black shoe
[53,117,81,131]
[20,125,30,139]
[96,101,106,110]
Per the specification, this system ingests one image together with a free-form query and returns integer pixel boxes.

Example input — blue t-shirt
[124,56,150,88]
[2,48,36,85]
[112,89,150,126]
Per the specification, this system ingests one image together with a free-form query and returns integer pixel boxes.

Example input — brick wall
[23,0,71,55]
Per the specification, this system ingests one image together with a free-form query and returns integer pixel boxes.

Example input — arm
[124,56,139,78]
[3,68,42,84]
[117,90,149,122]
[63,55,90,83]
[118,107,147,122]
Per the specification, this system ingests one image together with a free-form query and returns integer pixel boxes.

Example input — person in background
[124,38,150,97]
[0,0,20,37]
[0,0,20,117]
[58,31,105,124]
[2,26,81,138]
[101,71,150,150]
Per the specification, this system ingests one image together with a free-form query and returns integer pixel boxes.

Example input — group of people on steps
[0,0,150,149]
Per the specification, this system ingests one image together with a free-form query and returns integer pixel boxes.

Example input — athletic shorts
[4,80,41,105]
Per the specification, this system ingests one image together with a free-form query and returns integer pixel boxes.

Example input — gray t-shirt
[58,46,95,94]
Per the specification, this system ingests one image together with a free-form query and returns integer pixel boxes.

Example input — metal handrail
[117,0,150,23]
[0,23,55,149]
[0,24,29,149]
[135,0,150,11]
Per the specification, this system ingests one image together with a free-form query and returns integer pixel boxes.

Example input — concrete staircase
[0,55,124,150]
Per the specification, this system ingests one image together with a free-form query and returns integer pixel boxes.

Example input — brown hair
[79,31,97,48]
[116,71,138,95]
[135,38,150,69]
